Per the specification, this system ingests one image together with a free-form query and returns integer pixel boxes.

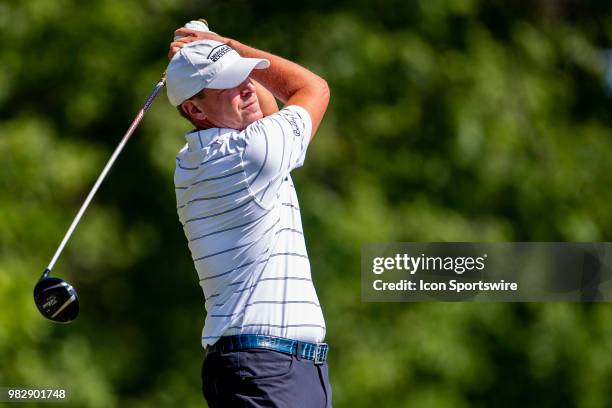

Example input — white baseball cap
[166,39,270,106]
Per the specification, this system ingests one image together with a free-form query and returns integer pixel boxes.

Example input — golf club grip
[46,76,166,271]
[174,19,210,41]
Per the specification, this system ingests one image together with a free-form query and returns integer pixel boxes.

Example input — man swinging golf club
[167,23,331,407]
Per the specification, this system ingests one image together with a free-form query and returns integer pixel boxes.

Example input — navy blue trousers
[201,348,332,407]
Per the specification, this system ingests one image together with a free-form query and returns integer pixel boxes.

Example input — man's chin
[244,110,264,126]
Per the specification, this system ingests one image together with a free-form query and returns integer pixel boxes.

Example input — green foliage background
[1,0,611,407]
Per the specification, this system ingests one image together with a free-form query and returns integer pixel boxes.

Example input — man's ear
[181,100,206,121]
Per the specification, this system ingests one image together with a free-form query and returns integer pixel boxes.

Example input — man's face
[182,77,263,130]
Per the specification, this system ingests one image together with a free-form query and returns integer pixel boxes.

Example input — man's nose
[240,79,255,96]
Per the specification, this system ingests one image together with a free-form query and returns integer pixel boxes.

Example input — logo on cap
[208,45,233,62]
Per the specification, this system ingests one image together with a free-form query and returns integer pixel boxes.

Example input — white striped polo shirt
[174,105,326,347]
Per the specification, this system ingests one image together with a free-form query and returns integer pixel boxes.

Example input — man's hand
[168,28,229,59]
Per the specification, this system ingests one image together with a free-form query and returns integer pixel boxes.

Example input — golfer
[166,25,331,408]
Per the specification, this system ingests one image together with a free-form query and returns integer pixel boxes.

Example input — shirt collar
[184,127,235,151]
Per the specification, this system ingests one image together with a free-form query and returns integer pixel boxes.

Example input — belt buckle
[313,343,324,365]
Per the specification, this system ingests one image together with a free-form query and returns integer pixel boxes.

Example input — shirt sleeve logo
[287,115,301,137]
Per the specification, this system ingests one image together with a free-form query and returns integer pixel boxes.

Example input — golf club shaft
[46,75,167,272]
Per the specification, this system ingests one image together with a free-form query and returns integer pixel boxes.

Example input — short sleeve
[242,105,312,207]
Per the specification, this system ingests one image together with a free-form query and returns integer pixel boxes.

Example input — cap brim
[207,57,270,89]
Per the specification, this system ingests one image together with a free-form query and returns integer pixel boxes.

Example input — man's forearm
[226,39,327,105]
[252,80,278,116]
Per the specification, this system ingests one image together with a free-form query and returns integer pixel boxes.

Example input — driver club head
[34,269,79,323]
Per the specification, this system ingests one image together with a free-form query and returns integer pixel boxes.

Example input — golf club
[34,19,210,323]
[33,75,166,323]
